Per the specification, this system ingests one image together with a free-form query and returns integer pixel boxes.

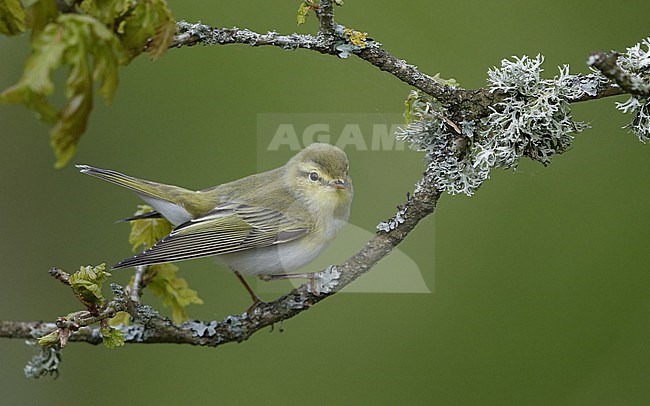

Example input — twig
[170,21,626,124]
[588,51,650,98]
[315,0,336,38]
[0,169,441,346]
[0,9,641,349]
[128,265,148,303]
[48,268,70,286]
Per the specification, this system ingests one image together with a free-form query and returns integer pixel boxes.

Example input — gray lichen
[614,38,650,142]
[24,340,61,379]
[617,38,650,75]
[397,55,600,196]
[187,320,218,338]
[333,24,375,59]
[396,90,487,195]
[223,315,246,338]
[120,324,145,342]
[377,209,405,232]
[617,97,650,142]
[175,20,215,45]
[287,291,309,309]
[307,265,341,294]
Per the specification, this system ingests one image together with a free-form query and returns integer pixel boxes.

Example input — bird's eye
[309,171,320,182]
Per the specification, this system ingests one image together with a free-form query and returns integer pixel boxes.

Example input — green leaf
[87,11,125,103]
[0,0,26,35]
[403,91,418,124]
[147,17,175,60]
[100,326,125,348]
[129,205,173,251]
[80,0,132,25]
[431,72,459,87]
[37,330,60,347]
[146,263,203,324]
[0,21,64,122]
[49,63,93,169]
[51,14,125,168]
[119,0,174,62]
[69,263,111,306]
[1,13,125,168]
[2,1,178,167]
[296,2,310,25]
[108,311,131,326]
[26,0,59,39]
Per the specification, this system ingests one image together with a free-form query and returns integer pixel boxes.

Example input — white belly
[217,239,327,276]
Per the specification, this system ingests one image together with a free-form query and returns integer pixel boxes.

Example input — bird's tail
[76,165,190,202]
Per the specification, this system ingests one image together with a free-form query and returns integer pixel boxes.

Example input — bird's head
[285,143,353,215]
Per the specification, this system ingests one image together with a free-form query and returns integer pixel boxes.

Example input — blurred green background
[1,1,649,405]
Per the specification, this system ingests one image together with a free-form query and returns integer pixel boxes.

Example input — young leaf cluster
[145,263,204,324]
[100,326,125,349]
[128,205,203,324]
[0,0,176,168]
[296,0,344,26]
[129,204,173,252]
[0,0,25,35]
[69,263,111,307]
[296,1,316,25]
[33,263,124,371]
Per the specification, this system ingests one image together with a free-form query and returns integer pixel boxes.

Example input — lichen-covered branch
[170,21,631,118]
[1,4,648,379]
[589,50,650,98]
[315,0,336,38]
[170,22,324,51]
[588,39,650,142]
[170,21,457,103]
[0,173,441,347]
[127,265,147,303]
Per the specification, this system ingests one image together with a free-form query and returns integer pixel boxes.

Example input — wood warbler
[77,143,353,302]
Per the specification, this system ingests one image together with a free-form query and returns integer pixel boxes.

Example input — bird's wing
[112,203,310,269]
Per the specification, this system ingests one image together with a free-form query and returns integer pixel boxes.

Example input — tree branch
[170,20,628,122]
[127,265,147,303]
[588,50,650,98]
[0,171,441,346]
[315,0,336,38]
[1,6,646,357]
[171,21,452,101]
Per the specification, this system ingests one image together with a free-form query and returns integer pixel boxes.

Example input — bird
[76,143,353,303]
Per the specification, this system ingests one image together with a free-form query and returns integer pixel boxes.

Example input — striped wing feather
[112,203,309,269]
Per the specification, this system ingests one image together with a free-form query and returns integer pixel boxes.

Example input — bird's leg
[259,273,319,292]
[234,271,263,305]
[259,273,314,281]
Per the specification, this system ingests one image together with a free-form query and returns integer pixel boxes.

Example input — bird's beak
[329,179,349,190]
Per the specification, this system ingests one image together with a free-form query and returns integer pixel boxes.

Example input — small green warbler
[77,143,353,301]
